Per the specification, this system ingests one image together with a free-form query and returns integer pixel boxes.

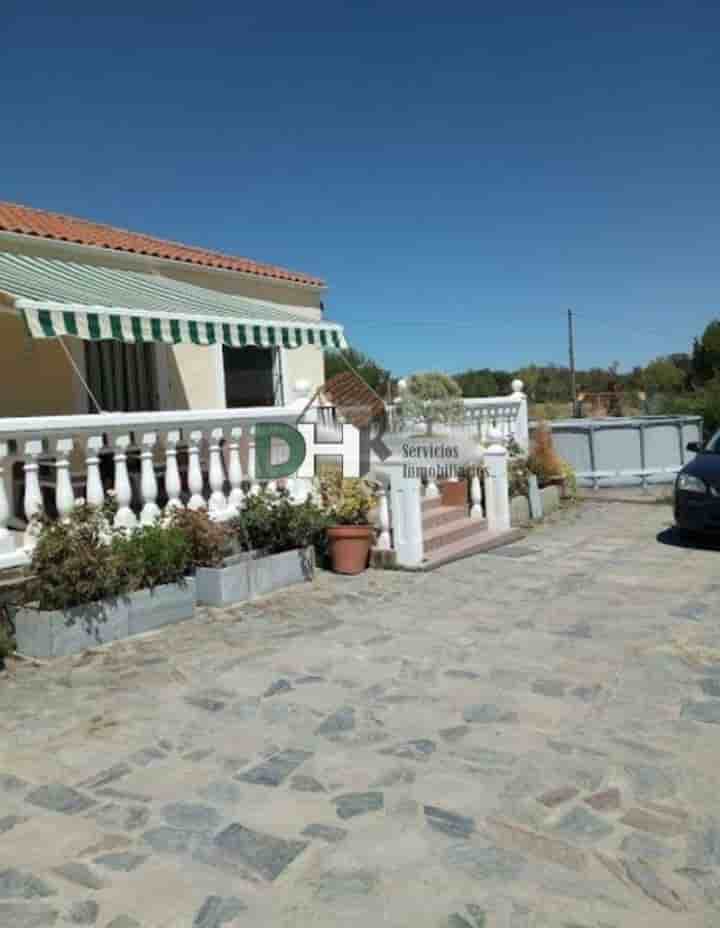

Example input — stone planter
[248,546,314,598]
[195,548,314,606]
[127,580,196,636]
[14,599,130,659]
[14,579,196,659]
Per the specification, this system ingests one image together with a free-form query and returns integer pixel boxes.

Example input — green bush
[229,491,330,555]
[26,505,129,612]
[112,523,192,592]
[169,508,229,568]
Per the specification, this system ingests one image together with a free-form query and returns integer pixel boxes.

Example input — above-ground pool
[539,415,703,488]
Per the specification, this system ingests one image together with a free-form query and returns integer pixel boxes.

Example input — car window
[707,431,720,453]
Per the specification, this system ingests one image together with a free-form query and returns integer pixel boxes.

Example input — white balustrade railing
[0,406,317,568]
[387,380,529,452]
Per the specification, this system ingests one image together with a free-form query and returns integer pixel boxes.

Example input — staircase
[418,496,524,570]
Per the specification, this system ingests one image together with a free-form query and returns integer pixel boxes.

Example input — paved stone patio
[2,500,720,926]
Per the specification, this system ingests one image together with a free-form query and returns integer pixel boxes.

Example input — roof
[0,202,324,287]
[321,371,386,428]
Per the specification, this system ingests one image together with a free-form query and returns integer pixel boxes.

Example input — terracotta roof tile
[0,202,324,287]
[321,371,386,428]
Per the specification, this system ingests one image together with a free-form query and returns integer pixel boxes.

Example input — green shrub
[26,505,129,611]
[112,523,191,592]
[229,491,330,555]
[169,508,229,568]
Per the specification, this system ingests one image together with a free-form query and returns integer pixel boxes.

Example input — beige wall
[284,345,325,403]
[0,313,79,416]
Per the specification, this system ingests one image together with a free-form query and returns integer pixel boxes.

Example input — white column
[23,439,44,549]
[164,430,183,511]
[425,473,440,498]
[140,432,161,525]
[389,472,423,567]
[208,427,228,514]
[375,485,391,550]
[187,430,206,510]
[470,467,483,518]
[85,436,105,508]
[247,429,260,496]
[0,442,13,556]
[511,379,529,452]
[113,434,136,530]
[483,441,511,533]
[54,437,76,522]
[227,427,245,508]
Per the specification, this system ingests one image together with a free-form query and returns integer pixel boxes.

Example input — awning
[0,251,347,350]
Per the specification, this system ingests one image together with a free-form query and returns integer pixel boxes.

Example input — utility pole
[567,308,577,412]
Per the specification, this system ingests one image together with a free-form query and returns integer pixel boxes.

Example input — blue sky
[2,1,719,377]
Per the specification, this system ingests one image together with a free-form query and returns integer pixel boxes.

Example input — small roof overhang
[0,251,346,350]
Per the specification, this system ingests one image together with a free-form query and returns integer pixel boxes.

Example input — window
[223,346,283,407]
[84,341,158,412]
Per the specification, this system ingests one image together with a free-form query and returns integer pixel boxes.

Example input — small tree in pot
[321,476,377,575]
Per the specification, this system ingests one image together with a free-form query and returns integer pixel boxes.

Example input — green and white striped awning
[0,251,346,350]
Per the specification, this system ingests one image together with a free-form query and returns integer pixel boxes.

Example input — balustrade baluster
[54,437,76,522]
[187,430,206,510]
[208,427,228,514]
[0,442,12,556]
[376,486,391,549]
[164,430,183,511]
[470,468,483,518]
[23,439,44,549]
[227,427,245,508]
[140,432,161,525]
[113,434,136,529]
[85,435,105,509]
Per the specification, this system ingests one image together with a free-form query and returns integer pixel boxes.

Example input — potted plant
[322,476,376,575]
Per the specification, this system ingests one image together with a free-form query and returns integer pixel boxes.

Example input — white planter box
[14,580,196,659]
[195,547,314,606]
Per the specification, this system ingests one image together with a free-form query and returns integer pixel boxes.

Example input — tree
[642,357,685,394]
[692,321,720,385]
[455,368,499,397]
[516,365,541,401]
[324,347,390,394]
[399,371,464,436]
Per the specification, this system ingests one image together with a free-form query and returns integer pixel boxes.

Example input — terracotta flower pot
[326,525,374,575]
[439,479,468,508]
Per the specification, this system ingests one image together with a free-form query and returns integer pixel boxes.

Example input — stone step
[420,528,526,570]
[423,515,488,554]
[421,495,444,513]
[422,504,468,531]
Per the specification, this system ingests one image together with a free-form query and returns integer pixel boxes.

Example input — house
[0,202,346,417]
[0,203,347,557]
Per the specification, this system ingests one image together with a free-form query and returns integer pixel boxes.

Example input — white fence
[0,406,319,569]
[0,391,516,572]
[386,380,529,452]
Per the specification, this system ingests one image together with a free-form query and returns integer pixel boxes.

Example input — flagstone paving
[2,500,720,925]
